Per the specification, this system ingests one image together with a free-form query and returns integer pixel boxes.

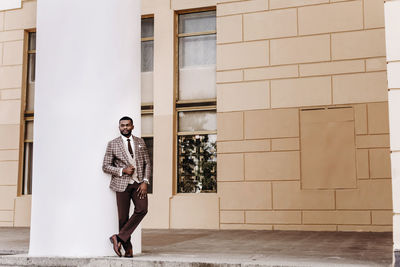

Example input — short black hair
[119,116,133,124]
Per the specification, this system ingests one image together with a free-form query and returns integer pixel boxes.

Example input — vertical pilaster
[144,0,175,228]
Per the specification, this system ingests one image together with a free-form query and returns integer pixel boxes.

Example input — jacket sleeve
[141,139,152,182]
[102,141,122,177]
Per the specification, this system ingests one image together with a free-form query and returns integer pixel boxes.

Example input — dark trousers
[116,182,148,243]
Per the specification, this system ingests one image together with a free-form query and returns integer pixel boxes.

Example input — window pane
[26,53,36,111]
[178,111,216,132]
[141,40,154,72]
[141,17,154,38]
[177,134,216,193]
[22,142,33,195]
[25,121,34,140]
[179,35,216,67]
[29,32,36,50]
[179,11,216,34]
[143,137,153,194]
[141,114,153,136]
[179,66,216,101]
[141,72,153,104]
[141,40,154,104]
[178,34,216,101]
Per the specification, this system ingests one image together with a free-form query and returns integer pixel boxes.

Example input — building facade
[0,0,394,233]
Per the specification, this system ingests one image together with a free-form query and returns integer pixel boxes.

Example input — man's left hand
[137,183,147,199]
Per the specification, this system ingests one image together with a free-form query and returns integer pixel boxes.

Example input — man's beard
[120,129,132,137]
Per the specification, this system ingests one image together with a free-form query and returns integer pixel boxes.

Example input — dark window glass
[22,32,36,195]
[177,134,216,193]
[143,137,153,194]
[22,142,33,195]
[141,40,154,72]
[141,17,154,38]
[26,53,35,111]
[28,32,36,50]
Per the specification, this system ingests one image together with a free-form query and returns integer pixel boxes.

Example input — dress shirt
[120,135,139,184]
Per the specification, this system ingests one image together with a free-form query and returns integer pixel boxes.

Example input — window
[141,113,153,193]
[19,31,36,195]
[141,17,154,193]
[141,17,154,105]
[177,10,216,102]
[176,10,217,193]
[177,110,217,193]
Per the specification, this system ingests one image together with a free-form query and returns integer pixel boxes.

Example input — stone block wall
[216,0,392,231]
[0,0,36,227]
[0,0,393,231]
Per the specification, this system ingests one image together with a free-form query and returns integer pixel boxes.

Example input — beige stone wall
[143,0,221,229]
[0,0,393,231]
[217,0,392,231]
[0,0,35,227]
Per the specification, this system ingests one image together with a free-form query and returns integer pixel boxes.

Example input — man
[102,116,151,257]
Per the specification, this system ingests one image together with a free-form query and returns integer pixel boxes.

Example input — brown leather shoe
[124,248,133,258]
[109,234,122,257]
[123,240,133,258]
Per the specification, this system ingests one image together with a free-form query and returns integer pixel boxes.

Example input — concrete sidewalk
[0,228,393,266]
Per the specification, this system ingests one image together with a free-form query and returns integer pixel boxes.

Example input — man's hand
[122,165,135,175]
[137,183,147,199]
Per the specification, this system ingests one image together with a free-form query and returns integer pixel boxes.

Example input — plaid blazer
[102,136,151,192]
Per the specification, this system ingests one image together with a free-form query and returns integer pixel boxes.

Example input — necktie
[127,139,134,158]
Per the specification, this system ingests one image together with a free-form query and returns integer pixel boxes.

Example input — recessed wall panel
[300,108,357,189]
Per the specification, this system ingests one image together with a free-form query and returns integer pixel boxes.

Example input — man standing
[102,116,151,257]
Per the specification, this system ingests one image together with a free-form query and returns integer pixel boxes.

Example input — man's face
[119,120,134,137]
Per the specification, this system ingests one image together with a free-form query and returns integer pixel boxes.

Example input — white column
[384,0,400,262]
[29,0,142,256]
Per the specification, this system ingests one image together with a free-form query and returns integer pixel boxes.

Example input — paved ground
[0,228,394,266]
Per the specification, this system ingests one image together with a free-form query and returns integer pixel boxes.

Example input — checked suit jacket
[102,136,151,192]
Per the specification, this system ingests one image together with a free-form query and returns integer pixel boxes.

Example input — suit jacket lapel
[117,136,131,165]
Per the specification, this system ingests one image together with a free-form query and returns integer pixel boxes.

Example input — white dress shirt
[119,135,140,184]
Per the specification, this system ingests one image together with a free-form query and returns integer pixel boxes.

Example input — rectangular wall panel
[300,108,357,189]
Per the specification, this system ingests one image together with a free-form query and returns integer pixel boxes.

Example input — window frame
[174,7,217,195]
[174,7,216,105]
[18,29,36,196]
[141,14,155,108]
[141,15,154,193]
